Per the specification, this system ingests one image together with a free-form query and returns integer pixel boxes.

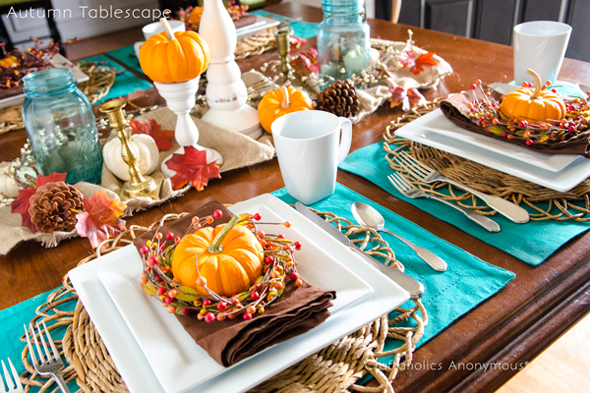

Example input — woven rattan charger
[19,209,426,393]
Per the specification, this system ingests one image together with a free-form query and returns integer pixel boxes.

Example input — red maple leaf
[11,172,67,232]
[165,146,221,191]
[398,50,437,75]
[129,119,175,151]
[75,190,127,249]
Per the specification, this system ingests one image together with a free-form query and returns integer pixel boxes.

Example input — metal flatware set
[293,149,532,299]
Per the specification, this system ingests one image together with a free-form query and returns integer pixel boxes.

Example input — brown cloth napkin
[233,13,257,29]
[440,88,590,157]
[133,201,336,367]
[0,85,22,100]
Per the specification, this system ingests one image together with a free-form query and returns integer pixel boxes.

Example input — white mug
[134,20,186,57]
[272,110,353,205]
[513,21,572,85]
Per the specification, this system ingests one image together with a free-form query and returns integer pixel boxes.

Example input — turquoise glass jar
[22,68,103,185]
[317,0,370,81]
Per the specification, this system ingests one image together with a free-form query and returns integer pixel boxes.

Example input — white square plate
[0,54,89,109]
[69,194,410,393]
[421,109,580,172]
[96,203,374,393]
[395,110,590,192]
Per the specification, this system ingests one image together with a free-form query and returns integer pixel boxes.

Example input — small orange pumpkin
[139,18,210,83]
[499,69,566,125]
[258,86,314,133]
[171,215,264,297]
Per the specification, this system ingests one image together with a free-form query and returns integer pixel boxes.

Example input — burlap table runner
[0,106,275,255]
[350,85,393,124]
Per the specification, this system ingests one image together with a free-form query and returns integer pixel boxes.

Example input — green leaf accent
[236,292,250,302]
[175,286,201,302]
[174,307,185,315]
[141,282,157,296]
[488,126,505,136]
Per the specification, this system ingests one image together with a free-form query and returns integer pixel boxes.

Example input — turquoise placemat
[339,143,590,266]
[272,183,514,370]
[0,288,78,392]
[251,10,319,39]
[106,45,144,74]
[78,55,152,104]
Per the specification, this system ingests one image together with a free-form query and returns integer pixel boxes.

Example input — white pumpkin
[103,134,159,181]
[0,162,36,198]
[0,164,19,198]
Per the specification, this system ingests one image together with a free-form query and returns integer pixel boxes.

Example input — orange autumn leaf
[75,190,127,249]
[165,146,221,191]
[398,50,437,75]
[129,119,175,151]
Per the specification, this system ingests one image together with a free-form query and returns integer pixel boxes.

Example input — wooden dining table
[2,3,590,392]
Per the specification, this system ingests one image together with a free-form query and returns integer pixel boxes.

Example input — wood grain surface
[1,4,589,392]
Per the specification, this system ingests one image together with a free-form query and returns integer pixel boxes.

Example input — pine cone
[28,181,84,233]
[315,80,361,118]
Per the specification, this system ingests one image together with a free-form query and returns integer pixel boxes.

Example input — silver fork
[388,172,501,232]
[0,358,23,393]
[24,323,71,393]
[396,152,529,223]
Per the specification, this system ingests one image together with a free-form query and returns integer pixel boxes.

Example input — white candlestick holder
[155,78,223,177]
[199,0,262,139]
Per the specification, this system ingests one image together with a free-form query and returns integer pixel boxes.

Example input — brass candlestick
[275,26,292,82]
[100,100,161,201]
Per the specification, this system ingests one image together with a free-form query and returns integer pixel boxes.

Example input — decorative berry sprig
[0,37,78,91]
[139,210,302,323]
[467,78,590,145]
[225,1,249,21]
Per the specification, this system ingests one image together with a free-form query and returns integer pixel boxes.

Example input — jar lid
[23,68,76,95]
[321,0,365,14]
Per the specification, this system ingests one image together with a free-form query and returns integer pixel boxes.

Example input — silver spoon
[352,201,448,272]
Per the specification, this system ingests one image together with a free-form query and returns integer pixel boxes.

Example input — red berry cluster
[139,211,303,323]
[0,37,70,91]
[225,1,249,21]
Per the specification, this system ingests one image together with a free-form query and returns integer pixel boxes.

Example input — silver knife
[295,202,424,299]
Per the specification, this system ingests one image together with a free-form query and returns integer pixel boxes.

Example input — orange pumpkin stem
[281,86,290,109]
[526,68,542,100]
[160,17,174,41]
[207,214,240,254]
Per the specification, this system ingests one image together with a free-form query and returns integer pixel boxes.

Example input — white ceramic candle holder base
[154,79,223,177]
[201,104,263,139]
[199,0,262,140]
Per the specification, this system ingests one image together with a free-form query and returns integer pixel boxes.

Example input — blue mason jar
[22,68,103,185]
[317,0,370,81]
